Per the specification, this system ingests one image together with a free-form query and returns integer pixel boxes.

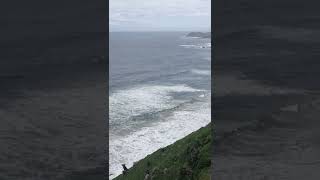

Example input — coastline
[113,123,212,180]
[109,32,211,179]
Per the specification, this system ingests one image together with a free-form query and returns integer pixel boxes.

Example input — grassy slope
[114,123,212,180]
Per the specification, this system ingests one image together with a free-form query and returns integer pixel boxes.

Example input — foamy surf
[109,85,203,129]
[180,43,211,49]
[109,33,211,179]
[109,93,211,179]
[191,69,211,76]
[109,84,210,178]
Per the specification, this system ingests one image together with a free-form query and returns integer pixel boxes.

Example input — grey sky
[110,0,211,32]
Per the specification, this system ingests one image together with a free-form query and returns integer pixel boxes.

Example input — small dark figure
[163,168,168,174]
[144,170,151,180]
[179,167,193,180]
[122,164,128,175]
[144,174,151,180]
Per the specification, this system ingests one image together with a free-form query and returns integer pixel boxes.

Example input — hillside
[114,123,212,180]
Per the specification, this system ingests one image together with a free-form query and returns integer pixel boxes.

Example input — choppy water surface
[109,32,211,179]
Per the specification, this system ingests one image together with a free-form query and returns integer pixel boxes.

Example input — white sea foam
[180,44,198,48]
[180,43,211,49]
[181,36,201,39]
[109,94,211,179]
[109,85,202,128]
[191,69,211,76]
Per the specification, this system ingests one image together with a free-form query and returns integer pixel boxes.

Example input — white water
[109,85,210,179]
[191,69,211,76]
[109,85,202,127]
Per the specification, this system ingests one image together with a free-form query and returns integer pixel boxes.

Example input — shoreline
[113,123,212,180]
[109,93,211,179]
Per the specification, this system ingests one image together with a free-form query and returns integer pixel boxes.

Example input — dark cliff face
[187,32,211,39]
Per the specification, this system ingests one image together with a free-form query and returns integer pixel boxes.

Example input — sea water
[109,32,211,179]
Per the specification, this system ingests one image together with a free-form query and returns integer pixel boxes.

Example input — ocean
[109,32,211,179]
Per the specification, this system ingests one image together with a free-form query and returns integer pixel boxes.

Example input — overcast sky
[110,0,211,32]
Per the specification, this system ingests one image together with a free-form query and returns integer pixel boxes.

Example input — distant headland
[186,32,211,39]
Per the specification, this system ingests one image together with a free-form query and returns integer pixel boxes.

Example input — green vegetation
[114,123,212,180]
